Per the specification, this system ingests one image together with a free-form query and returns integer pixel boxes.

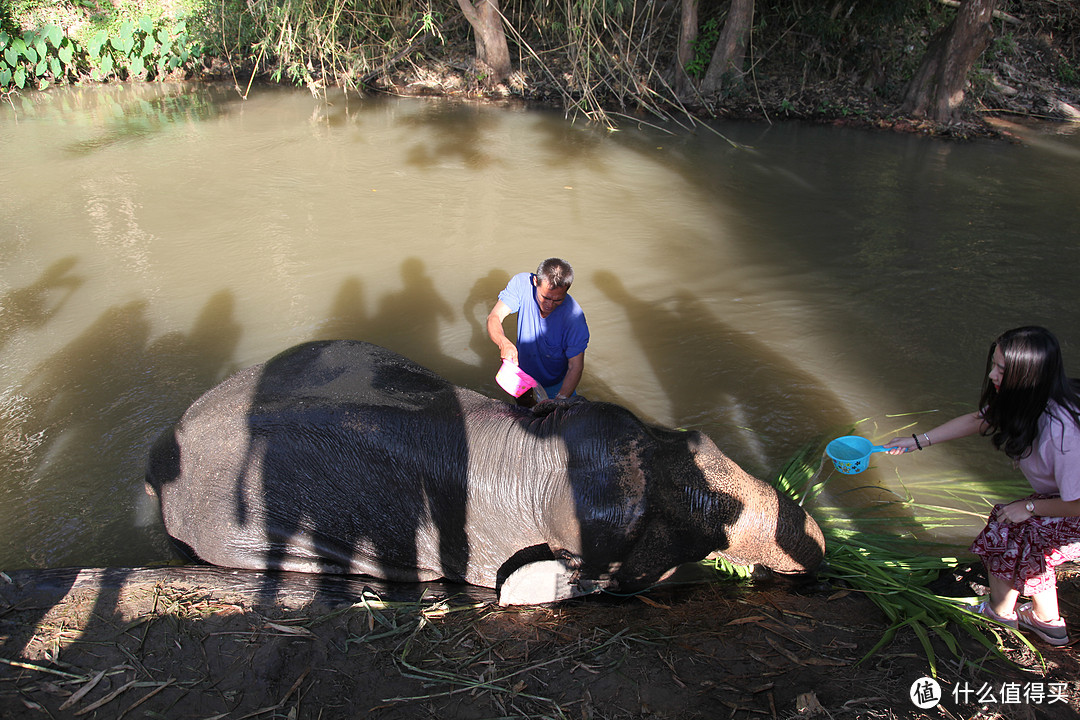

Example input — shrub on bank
[0,15,201,89]
[3,2,1079,131]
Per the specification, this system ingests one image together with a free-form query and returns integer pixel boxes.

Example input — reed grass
[731,430,1044,675]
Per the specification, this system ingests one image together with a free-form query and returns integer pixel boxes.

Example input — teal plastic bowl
[825,435,890,474]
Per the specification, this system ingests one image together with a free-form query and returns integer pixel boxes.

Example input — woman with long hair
[885,326,1080,646]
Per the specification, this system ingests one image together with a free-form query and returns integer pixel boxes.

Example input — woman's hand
[995,500,1034,524]
[883,437,916,455]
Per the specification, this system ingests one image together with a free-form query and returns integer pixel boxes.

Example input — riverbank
[5,1,1080,139]
[2,565,1079,718]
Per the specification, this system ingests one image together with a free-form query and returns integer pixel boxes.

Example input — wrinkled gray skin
[147,340,824,605]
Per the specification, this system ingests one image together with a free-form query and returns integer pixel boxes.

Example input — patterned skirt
[970,494,1080,596]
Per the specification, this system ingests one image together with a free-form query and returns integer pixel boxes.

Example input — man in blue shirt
[487,258,589,405]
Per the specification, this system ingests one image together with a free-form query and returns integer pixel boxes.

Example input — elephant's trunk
[724,483,825,572]
[691,435,825,573]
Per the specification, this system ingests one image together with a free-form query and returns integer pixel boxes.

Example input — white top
[1018,401,1080,501]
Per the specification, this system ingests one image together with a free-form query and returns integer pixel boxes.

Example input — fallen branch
[936,0,1021,25]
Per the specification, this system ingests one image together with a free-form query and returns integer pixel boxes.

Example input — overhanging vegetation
[2,1,1079,130]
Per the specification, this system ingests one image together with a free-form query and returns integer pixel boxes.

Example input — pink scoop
[496,360,539,397]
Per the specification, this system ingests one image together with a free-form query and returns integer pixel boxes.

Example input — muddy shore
[2,563,1079,718]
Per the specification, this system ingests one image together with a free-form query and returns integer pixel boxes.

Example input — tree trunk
[675,0,699,97]
[456,0,512,85]
[700,0,755,96]
[901,0,998,122]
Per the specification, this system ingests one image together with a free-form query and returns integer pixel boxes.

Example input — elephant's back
[149,340,518,581]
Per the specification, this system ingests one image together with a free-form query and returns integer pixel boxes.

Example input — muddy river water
[2,83,1079,570]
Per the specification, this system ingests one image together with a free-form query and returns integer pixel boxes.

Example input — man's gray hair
[536,258,574,289]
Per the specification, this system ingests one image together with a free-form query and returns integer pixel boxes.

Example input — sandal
[1017,603,1070,646]
[964,600,1018,629]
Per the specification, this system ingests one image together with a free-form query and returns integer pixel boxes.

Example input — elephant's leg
[497,559,602,606]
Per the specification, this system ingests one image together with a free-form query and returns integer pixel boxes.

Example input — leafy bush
[0,15,202,91]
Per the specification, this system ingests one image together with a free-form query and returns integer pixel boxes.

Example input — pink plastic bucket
[496,360,539,397]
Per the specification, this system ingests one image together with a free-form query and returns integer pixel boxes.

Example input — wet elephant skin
[146,340,824,604]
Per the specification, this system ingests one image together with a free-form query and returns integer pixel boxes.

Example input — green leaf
[58,43,73,65]
[49,56,61,77]
[88,30,106,57]
[130,55,145,76]
[3,46,16,67]
[139,17,155,35]
[39,78,50,90]
[116,22,135,55]
[141,40,157,58]
[14,65,25,88]
[100,52,113,76]
[24,45,38,65]
[45,24,63,48]
[114,34,133,56]
[35,58,47,77]
[0,30,9,50]
[0,66,11,87]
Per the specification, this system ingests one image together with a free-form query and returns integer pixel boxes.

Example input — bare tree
[902,0,998,122]
[675,0,699,97]
[701,0,755,96]
[456,0,512,85]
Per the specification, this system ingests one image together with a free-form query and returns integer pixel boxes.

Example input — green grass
[721,429,1044,675]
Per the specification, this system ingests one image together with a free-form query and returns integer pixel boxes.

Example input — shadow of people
[0,257,83,352]
[365,257,454,364]
[314,262,498,397]
[314,276,369,341]
[461,269,512,395]
[593,270,848,478]
[145,340,474,605]
[3,290,242,662]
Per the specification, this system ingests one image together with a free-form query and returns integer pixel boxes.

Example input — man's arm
[556,352,585,399]
[486,300,518,364]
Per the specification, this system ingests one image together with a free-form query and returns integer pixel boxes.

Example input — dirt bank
[1,565,1078,719]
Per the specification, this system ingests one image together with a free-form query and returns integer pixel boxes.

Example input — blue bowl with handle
[826,435,891,474]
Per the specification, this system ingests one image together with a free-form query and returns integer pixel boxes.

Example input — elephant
[146,340,824,605]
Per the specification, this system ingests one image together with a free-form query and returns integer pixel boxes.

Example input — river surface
[2,83,1079,570]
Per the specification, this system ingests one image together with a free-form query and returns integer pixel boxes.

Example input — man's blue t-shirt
[499,272,589,395]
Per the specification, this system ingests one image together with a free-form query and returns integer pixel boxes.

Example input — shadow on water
[4,247,831,671]
[0,258,83,353]
[401,102,499,170]
[593,270,849,478]
[313,261,509,396]
[11,98,1055,672]
[2,286,241,660]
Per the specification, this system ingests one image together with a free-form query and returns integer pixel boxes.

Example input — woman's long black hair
[979,326,1080,460]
